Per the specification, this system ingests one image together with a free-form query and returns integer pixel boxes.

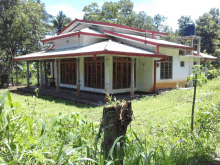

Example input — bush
[207,67,219,80]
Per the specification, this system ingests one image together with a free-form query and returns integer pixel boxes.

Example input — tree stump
[99,101,133,164]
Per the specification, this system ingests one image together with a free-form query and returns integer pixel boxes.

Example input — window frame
[113,57,136,89]
[84,57,105,89]
[160,56,173,79]
[180,61,185,67]
[60,58,77,85]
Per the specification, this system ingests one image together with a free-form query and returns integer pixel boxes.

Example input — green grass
[1,76,219,132]
[0,77,220,164]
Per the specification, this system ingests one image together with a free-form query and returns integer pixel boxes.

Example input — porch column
[16,61,18,86]
[40,60,43,89]
[205,60,208,77]
[77,58,80,96]
[27,61,29,87]
[105,57,110,94]
[37,61,39,86]
[191,35,194,55]
[44,60,47,87]
[56,59,59,92]
[183,40,186,55]
[130,58,135,97]
[197,38,201,56]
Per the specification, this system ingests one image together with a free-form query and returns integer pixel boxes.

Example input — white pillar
[77,58,80,96]
[27,61,29,87]
[183,40,186,55]
[197,38,201,56]
[191,35,194,56]
[56,59,59,92]
[105,56,110,94]
[205,60,208,77]
[130,58,135,96]
[40,61,43,89]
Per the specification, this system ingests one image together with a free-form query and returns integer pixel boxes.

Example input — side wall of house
[54,35,107,50]
[136,57,154,92]
[155,47,200,89]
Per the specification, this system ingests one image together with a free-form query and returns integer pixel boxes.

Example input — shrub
[207,67,219,80]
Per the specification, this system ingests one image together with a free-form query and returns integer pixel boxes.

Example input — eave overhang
[13,50,166,61]
[103,30,195,51]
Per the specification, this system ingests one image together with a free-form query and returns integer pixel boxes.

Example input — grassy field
[1,77,220,164]
[1,76,219,132]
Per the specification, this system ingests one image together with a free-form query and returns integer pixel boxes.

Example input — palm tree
[52,11,72,33]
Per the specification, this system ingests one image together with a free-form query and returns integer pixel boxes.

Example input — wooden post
[44,60,47,87]
[37,61,39,86]
[191,74,197,132]
[27,61,29,87]
[130,58,135,97]
[40,61,43,89]
[98,101,133,164]
[77,58,80,96]
[56,59,59,92]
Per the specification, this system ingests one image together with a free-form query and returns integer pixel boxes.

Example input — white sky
[45,0,220,31]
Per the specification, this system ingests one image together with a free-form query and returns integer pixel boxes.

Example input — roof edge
[103,30,195,50]
[13,50,166,61]
[42,31,109,43]
[57,18,169,36]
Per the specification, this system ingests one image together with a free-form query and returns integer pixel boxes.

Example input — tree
[83,3,101,21]
[132,11,154,30]
[153,14,167,31]
[82,0,135,26]
[196,8,220,58]
[52,11,72,33]
[177,16,194,36]
[116,0,134,26]
[0,0,46,83]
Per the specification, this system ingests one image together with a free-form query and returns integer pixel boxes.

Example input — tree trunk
[99,101,133,164]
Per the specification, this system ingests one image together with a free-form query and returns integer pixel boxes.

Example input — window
[113,57,136,89]
[179,50,185,56]
[160,56,173,79]
[180,61,185,67]
[84,57,104,89]
[194,62,197,65]
[60,58,77,85]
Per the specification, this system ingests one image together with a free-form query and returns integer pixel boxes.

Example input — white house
[14,19,218,96]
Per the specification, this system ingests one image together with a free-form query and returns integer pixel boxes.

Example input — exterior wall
[155,47,198,89]
[54,35,107,50]
[54,36,78,50]
[136,57,154,92]
[51,50,200,94]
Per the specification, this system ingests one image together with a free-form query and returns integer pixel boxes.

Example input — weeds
[0,78,220,164]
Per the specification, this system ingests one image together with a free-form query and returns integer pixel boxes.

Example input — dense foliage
[0,0,46,73]
[52,11,72,33]
[196,8,220,59]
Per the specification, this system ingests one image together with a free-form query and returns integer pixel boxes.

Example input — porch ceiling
[13,40,167,61]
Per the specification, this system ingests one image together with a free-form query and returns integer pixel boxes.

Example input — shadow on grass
[9,89,97,109]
